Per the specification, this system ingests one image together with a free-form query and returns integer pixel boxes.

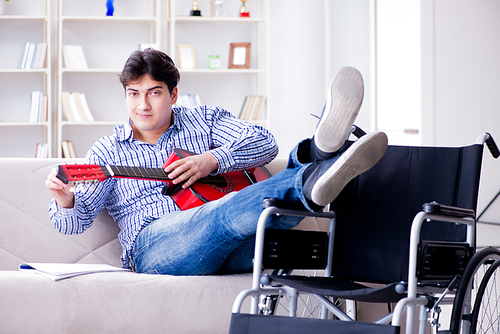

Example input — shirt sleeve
[202,106,279,174]
[48,137,115,235]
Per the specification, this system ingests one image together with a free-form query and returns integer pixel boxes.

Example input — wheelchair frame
[231,132,500,334]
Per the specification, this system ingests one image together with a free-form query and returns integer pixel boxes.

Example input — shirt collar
[114,118,134,142]
[114,111,180,143]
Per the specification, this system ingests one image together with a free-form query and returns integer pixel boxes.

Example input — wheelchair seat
[231,132,500,334]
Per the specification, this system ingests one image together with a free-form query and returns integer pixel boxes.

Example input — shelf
[0,69,49,74]
[61,68,122,74]
[0,122,49,127]
[171,16,265,23]
[0,15,47,21]
[61,121,126,126]
[179,69,267,74]
[60,16,157,22]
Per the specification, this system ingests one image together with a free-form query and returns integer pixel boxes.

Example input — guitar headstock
[56,164,110,185]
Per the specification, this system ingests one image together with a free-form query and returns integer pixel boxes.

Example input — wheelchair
[230,129,500,334]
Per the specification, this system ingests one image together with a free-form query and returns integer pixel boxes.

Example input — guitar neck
[108,165,171,182]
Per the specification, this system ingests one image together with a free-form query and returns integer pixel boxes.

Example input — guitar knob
[162,184,170,196]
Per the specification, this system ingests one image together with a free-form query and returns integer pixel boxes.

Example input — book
[17,42,47,69]
[62,140,77,158]
[19,263,130,281]
[17,42,28,69]
[61,91,76,122]
[250,96,266,121]
[69,92,83,122]
[32,42,47,69]
[239,96,266,121]
[63,45,88,69]
[79,93,95,122]
[25,42,36,69]
[67,140,77,158]
[30,91,48,123]
[61,91,94,122]
[35,143,49,158]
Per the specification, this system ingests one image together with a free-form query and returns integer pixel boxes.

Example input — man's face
[125,74,178,142]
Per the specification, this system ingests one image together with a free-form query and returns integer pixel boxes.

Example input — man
[46,48,387,275]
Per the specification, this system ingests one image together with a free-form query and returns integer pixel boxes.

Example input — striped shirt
[49,105,278,268]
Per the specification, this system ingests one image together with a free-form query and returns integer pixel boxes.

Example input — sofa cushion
[0,270,251,333]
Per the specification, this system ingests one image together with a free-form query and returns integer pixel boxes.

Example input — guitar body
[56,148,271,211]
[163,149,271,210]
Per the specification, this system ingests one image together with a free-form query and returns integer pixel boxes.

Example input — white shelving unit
[56,0,161,158]
[166,0,270,128]
[0,0,52,157]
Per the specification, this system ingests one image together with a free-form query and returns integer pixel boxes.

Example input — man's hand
[164,152,219,189]
[45,168,75,208]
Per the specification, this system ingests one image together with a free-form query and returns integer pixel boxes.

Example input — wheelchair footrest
[263,229,328,270]
[229,313,401,334]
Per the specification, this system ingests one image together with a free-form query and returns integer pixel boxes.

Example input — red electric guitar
[56,148,271,210]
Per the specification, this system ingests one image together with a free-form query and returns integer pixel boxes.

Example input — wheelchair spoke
[471,258,500,333]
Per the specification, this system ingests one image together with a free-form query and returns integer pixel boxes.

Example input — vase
[106,0,114,16]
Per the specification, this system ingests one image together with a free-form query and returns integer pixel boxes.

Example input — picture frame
[229,42,251,69]
[177,44,196,69]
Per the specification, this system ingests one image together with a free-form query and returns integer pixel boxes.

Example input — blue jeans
[131,140,331,275]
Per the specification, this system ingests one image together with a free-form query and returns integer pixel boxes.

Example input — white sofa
[0,157,328,333]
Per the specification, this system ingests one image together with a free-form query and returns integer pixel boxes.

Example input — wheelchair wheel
[449,247,500,334]
[469,258,500,333]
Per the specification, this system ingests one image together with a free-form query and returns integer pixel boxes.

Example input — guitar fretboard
[108,164,228,187]
[109,165,171,181]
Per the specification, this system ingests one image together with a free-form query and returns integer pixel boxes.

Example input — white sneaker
[314,66,364,154]
[308,131,388,206]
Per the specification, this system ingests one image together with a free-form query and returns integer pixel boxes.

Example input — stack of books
[30,91,48,123]
[239,96,266,121]
[61,140,77,158]
[35,143,49,158]
[18,42,47,69]
[61,91,95,122]
[62,45,88,69]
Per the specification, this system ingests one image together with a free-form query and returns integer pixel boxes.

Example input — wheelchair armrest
[262,198,298,210]
[422,201,475,219]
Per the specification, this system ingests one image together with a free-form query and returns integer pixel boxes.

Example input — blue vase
[106,0,114,16]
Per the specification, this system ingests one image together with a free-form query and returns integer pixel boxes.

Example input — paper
[19,263,131,281]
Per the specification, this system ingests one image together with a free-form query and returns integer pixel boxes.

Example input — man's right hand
[45,168,75,208]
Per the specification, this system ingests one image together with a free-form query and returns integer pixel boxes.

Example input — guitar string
[110,165,228,187]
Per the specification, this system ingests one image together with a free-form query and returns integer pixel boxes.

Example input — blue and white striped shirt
[49,105,278,268]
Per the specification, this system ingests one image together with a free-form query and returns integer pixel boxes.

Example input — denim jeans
[131,139,332,275]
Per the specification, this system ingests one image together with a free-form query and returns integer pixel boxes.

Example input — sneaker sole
[311,131,388,206]
[315,66,364,154]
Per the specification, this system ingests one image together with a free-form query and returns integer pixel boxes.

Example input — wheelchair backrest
[329,143,484,284]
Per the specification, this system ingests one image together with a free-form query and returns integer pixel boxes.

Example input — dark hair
[119,48,180,94]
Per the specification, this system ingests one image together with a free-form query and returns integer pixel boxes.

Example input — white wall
[421,0,500,244]
[267,1,325,157]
